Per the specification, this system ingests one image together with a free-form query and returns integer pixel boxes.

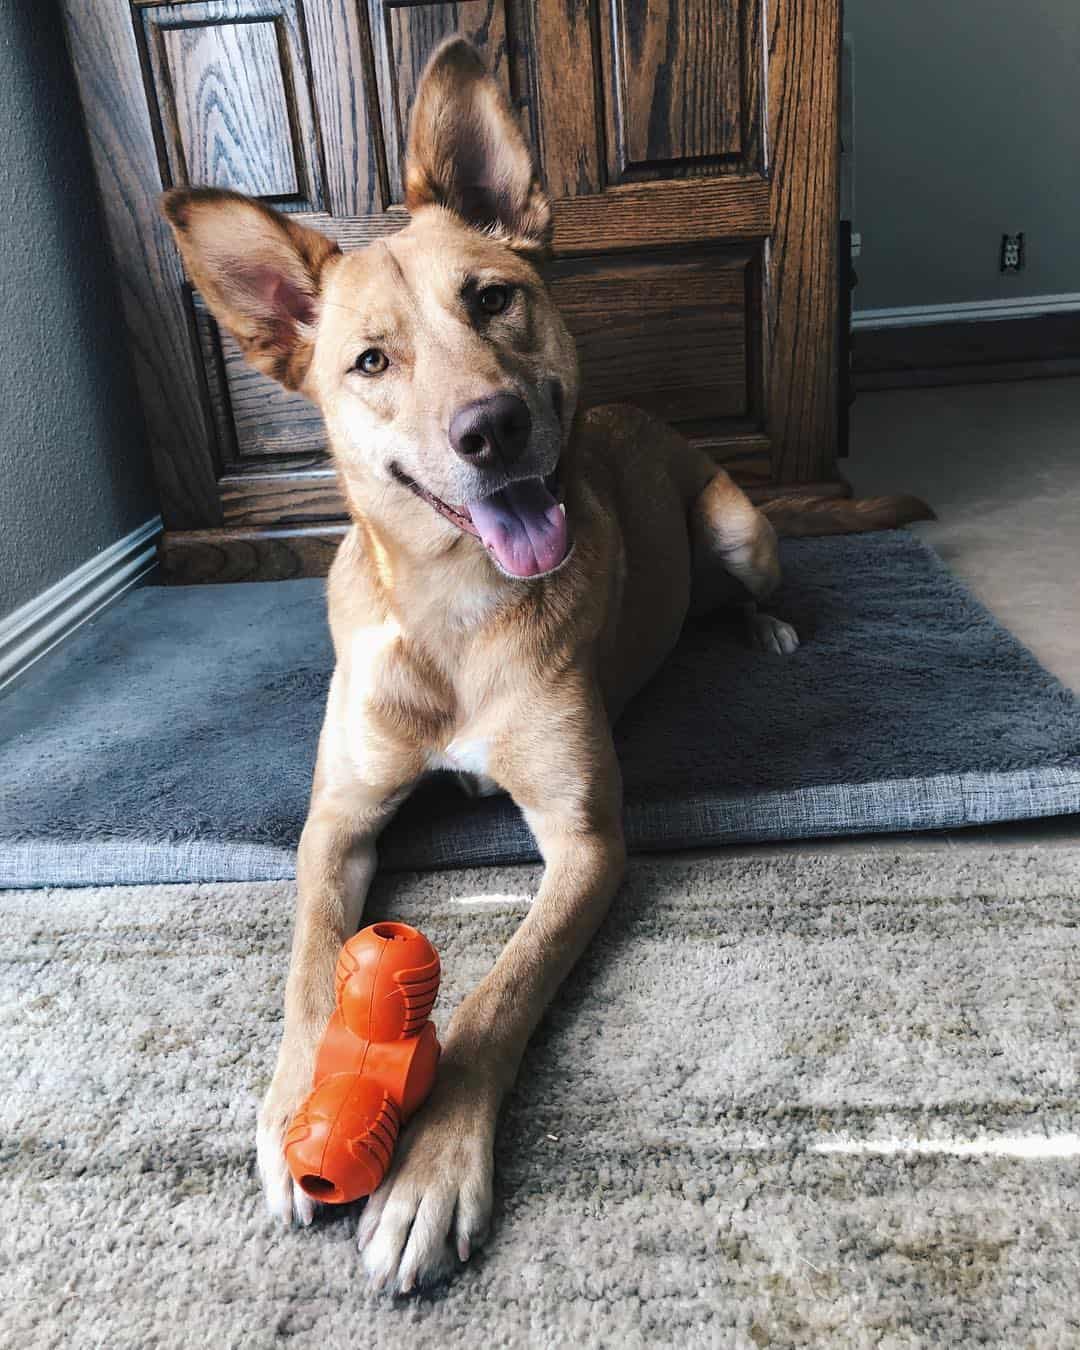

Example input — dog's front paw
[358,1076,496,1294]
[256,1060,320,1228]
[747,609,800,655]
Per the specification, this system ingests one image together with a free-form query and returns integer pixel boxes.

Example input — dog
[162,37,929,1293]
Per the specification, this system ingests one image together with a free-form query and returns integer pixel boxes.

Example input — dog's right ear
[405,38,551,256]
[161,188,340,392]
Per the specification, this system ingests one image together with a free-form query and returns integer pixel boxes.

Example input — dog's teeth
[557,503,566,517]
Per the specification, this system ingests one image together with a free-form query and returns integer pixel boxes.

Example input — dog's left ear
[405,38,551,256]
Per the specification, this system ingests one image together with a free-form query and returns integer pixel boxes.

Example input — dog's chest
[427,737,490,777]
[427,738,501,798]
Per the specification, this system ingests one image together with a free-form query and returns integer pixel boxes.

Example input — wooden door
[60,1,842,583]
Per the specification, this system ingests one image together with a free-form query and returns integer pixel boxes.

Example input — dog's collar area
[390,460,565,539]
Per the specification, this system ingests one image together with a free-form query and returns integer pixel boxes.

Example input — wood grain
[60,0,222,529]
[600,0,742,178]
[140,0,324,211]
[550,249,750,425]
[162,21,299,197]
[764,0,841,484]
[686,430,773,484]
[191,290,235,470]
[297,176,772,255]
[550,175,772,253]
[368,0,510,205]
[747,478,850,503]
[525,0,603,197]
[737,0,765,174]
[160,525,347,583]
[218,326,327,458]
[303,0,385,215]
[194,287,327,466]
[220,469,346,525]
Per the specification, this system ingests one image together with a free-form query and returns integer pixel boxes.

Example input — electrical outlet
[1000,232,1025,273]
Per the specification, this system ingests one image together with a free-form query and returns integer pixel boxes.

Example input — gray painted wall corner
[0,0,159,624]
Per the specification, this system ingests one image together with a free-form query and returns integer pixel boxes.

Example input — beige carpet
[3,847,1079,1348]
[850,377,1080,694]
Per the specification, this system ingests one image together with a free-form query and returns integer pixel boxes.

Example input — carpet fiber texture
[2,532,1080,887]
[3,846,1078,1347]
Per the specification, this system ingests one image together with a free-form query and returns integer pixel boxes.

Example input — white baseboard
[0,516,162,692]
[852,292,1080,331]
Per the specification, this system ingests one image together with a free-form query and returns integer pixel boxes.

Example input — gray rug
[2,532,1080,888]
[3,846,1078,1347]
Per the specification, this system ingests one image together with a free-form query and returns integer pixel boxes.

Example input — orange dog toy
[284,922,441,1204]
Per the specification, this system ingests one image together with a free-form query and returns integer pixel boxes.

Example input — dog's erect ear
[405,38,551,255]
[161,188,341,391]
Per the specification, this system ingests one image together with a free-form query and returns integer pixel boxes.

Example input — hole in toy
[372,923,410,941]
[299,1175,338,1199]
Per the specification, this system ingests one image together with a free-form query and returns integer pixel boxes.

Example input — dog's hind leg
[688,468,799,653]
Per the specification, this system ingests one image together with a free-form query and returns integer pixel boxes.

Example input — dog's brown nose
[449,393,531,467]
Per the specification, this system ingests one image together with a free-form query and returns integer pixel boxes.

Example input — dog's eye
[354,348,389,375]
[477,284,512,316]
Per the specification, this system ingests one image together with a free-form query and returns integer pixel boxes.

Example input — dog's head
[163,39,579,580]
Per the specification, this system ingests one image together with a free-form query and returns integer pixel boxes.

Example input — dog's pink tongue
[467,477,568,578]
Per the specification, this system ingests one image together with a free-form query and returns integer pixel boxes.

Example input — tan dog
[163,38,927,1292]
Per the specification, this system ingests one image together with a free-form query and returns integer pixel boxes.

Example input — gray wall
[0,1,157,623]
[847,0,1080,312]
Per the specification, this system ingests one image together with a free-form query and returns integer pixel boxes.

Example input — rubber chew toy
[285,922,441,1204]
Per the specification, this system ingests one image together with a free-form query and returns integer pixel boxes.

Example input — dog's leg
[359,692,625,1293]
[257,705,420,1226]
[689,468,799,653]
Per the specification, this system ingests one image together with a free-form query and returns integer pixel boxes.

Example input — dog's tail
[759,493,935,538]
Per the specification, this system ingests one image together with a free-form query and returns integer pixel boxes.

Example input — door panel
[161,21,300,196]
[523,2,603,198]
[193,292,325,465]
[599,0,743,178]
[139,0,325,212]
[303,0,383,215]
[219,331,326,459]
[550,249,753,426]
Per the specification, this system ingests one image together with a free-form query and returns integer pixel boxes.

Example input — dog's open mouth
[392,464,570,579]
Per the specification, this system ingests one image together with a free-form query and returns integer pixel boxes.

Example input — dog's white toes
[256,1119,293,1222]
[256,1118,319,1227]
[358,1091,494,1294]
[292,1180,317,1227]
[361,1193,426,1292]
[396,1191,460,1294]
[360,1179,466,1294]
[355,1186,387,1252]
[454,1192,490,1264]
[748,612,800,656]
[772,618,800,655]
